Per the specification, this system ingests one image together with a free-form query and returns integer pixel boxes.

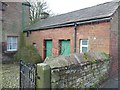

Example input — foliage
[79,82,85,88]
[101,52,110,61]
[90,83,98,88]
[28,0,51,24]
[91,59,97,63]
[14,45,42,64]
[14,32,42,64]
[83,53,89,60]
[19,33,26,49]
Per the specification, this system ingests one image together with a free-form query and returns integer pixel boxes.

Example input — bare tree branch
[27,0,50,24]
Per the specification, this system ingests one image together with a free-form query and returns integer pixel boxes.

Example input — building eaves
[25,1,119,31]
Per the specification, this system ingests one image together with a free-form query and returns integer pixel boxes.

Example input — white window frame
[80,39,89,53]
[7,36,18,51]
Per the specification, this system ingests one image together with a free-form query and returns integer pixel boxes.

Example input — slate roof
[25,1,119,31]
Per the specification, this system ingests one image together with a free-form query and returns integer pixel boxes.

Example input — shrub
[14,33,42,64]
[19,33,26,49]
[14,45,42,64]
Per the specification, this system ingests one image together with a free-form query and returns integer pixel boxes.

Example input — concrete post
[36,63,51,89]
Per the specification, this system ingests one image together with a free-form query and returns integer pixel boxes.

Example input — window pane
[7,37,17,51]
[7,43,10,50]
[12,43,17,49]
[7,37,11,43]
[7,37,11,50]
[82,47,88,53]
[82,40,88,45]
[12,37,17,43]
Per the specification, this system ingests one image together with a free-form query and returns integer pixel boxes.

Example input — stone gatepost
[36,63,51,89]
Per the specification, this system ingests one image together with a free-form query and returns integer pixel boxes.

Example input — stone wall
[2,2,30,42]
[2,2,30,62]
[44,52,110,88]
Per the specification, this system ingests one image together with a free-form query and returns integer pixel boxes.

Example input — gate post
[36,63,51,89]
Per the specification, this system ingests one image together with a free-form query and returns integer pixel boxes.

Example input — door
[60,40,70,55]
[45,40,52,58]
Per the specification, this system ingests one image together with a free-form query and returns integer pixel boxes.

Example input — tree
[28,0,51,24]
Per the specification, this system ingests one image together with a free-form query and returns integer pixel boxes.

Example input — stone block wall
[51,61,109,88]
[43,52,110,88]
[2,2,30,62]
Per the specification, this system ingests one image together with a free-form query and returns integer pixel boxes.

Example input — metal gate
[20,60,37,89]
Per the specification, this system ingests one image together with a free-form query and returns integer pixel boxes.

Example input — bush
[19,33,26,49]
[14,32,42,64]
[14,45,42,64]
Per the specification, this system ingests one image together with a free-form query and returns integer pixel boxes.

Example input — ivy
[83,53,89,60]
[91,59,97,63]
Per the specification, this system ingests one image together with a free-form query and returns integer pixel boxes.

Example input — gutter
[21,4,24,32]
[22,2,31,7]
[74,23,77,53]
[24,17,112,32]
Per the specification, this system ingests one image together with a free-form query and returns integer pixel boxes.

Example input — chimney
[41,12,49,19]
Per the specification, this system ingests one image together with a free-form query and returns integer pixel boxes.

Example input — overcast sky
[44,0,113,15]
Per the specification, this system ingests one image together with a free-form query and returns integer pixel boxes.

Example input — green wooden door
[45,40,52,58]
[60,40,70,55]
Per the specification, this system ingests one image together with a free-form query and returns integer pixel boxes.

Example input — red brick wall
[76,22,110,54]
[27,26,74,59]
[27,21,111,60]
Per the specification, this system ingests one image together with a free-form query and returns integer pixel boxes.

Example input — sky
[44,0,113,15]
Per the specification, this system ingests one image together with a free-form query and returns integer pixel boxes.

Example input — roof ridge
[50,1,114,18]
[25,0,119,31]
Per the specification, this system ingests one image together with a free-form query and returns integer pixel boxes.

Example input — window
[7,36,17,51]
[80,39,88,53]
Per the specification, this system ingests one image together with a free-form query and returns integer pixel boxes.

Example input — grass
[2,63,19,88]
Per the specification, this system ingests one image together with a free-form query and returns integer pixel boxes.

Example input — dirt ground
[2,63,19,88]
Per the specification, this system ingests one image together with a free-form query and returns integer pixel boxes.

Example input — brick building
[1,2,30,62]
[25,1,119,75]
